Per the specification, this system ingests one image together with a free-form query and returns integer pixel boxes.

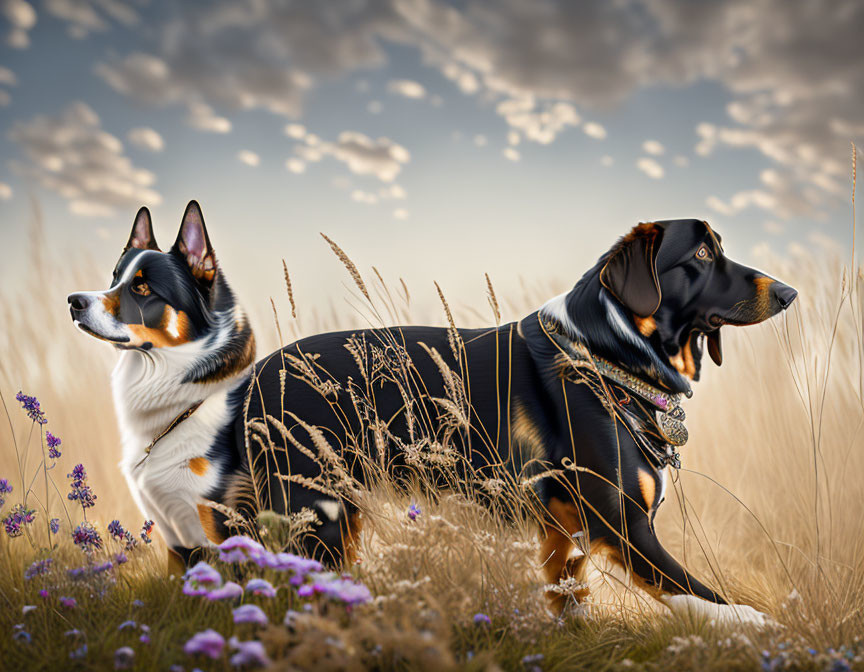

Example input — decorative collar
[134,400,204,469]
[540,316,690,468]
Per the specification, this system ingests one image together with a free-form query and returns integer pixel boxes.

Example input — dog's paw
[661,594,774,628]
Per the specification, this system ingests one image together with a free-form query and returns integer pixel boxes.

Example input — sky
[0,0,861,325]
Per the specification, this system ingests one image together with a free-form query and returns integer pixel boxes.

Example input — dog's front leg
[605,511,772,627]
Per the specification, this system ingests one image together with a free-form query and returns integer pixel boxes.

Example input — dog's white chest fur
[112,349,242,550]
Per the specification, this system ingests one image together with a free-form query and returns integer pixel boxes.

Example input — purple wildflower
[140,519,154,544]
[114,552,128,565]
[264,551,322,584]
[118,620,137,631]
[245,578,276,598]
[67,464,97,509]
[50,518,60,534]
[114,646,135,670]
[70,644,88,659]
[38,589,49,599]
[139,632,150,645]
[4,503,36,537]
[228,637,270,668]
[46,431,62,459]
[0,478,12,509]
[108,520,126,540]
[407,502,421,521]
[217,535,267,564]
[473,612,491,626]
[16,391,47,424]
[183,629,225,659]
[300,572,372,606]
[93,560,114,574]
[72,521,102,552]
[24,557,52,580]
[60,596,77,609]
[182,561,223,596]
[206,581,243,601]
[131,599,144,608]
[233,604,269,626]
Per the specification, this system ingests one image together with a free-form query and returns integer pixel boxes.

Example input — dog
[69,204,795,624]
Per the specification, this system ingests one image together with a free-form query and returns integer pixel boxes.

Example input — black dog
[244,218,795,624]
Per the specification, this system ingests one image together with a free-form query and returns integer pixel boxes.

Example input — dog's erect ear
[124,207,159,252]
[171,200,217,285]
[706,329,722,366]
[600,223,665,318]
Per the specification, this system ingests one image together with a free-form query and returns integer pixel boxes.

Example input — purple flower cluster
[46,431,62,459]
[50,518,60,534]
[16,391,46,424]
[229,636,270,667]
[182,561,223,596]
[67,464,97,510]
[72,521,103,552]
[24,557,53,581]
[297,572,372,606]
[184,628,225,659]
[245,578,277,598]
[0,478,12,509]
[4,503,36,537]
[232,604,269,626]
[217,535,322,584]
[108,520,138,550]
[473,612,492,626]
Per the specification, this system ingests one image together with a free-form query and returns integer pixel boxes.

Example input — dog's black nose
[68,293,92,312]
[772,282,798,310]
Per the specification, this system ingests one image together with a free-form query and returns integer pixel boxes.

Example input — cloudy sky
[1,0,861,323]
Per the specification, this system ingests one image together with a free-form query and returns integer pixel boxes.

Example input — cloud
[8,101,160,217]
[502,147,520,162]
[673,155,689,167]
[496,96,580,145]
[0,182,12,200]
[289,127,409,182]
[351,189,378,205]
[642,139,665,155]
[285,158,306,174]
[0,66,17,105]
[237,150,260,167]
[284,123,306,139]
[636,157,664,179]
[393,208,409,220]
[388,79,426,99]
[582,122,606,140]
[473,134,487,147]
[600,155,614,167]
[95,1,401,129]
[3,0,140,47]
[2,0,36,48]
[127,127,164,153]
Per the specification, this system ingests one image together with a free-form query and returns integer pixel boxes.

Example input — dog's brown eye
[695,245,712,261]
[131,280,151,296]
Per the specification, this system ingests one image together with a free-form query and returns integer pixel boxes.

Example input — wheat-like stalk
[485,272,501,325]
[270,297,284,347]
[282,259,297,319]
[320,233,371,303]
[434,281,463,360]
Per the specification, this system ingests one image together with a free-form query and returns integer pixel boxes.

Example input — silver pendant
[659,404,688,446]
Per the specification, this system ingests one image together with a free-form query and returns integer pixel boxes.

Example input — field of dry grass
[1,201,862,670]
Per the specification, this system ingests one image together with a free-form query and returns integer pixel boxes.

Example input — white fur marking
[165,307,180,339]
[662,594,773,627]
[539,292,583,340]
[316,499,342,522]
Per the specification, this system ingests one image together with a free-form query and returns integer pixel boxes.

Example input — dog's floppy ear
[706,329,722,366]
[171,200,217,285]
[599,222,665,318]
[123,207,159,252]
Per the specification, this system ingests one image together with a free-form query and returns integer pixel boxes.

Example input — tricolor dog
[70,204,796,625]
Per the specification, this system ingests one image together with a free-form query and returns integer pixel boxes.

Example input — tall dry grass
[2,197,863,659]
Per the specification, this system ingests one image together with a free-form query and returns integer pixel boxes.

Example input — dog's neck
[540,273,692,396]
[111,307,255,451]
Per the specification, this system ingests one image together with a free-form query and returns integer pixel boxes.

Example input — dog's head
[598,218,796,380]
[68,201,235,352]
